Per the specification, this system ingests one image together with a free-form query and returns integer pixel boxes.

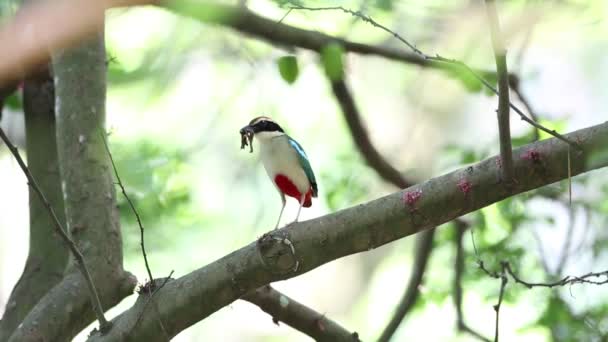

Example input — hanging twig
[100,131,155,287]
[454,223,491,342]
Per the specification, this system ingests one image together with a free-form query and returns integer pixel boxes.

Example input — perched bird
[240,116,317,229]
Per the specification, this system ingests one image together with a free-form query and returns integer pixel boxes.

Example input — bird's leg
[294,193,305,223]
[274,194,286,230]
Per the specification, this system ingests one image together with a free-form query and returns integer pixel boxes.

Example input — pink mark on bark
[495,157,502,168]
[402,190,422,210]
[457,179,472,195]
[522,149,541,162]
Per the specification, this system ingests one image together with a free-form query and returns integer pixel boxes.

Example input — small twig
[485,0,514,182]
[243,285,360,341]
[493,262,508,342]
[510,84,540,141]
[290,5,423,55]
[555,202,575,276]
[132,270,175,335]
[100,131,155,285]
[454,223,491,342]
[0,127,111,331]
[149,283,170,340]
[290,4,581,151]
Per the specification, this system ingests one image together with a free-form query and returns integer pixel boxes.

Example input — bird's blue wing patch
[288,137,318,197]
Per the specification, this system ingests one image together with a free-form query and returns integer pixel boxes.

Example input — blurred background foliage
[1,0,608,341]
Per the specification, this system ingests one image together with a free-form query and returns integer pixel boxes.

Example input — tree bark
[7,31,136,342]
[0,68,70,341]
[89,122,608,341]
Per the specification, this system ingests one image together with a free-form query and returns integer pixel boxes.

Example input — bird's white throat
[254,130,286,144]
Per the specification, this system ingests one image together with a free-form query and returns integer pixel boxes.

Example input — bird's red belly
[274,174,312,207]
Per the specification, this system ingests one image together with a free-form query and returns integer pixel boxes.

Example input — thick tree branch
[7,32,136,342]
[0,67,70,340]
[485,0,514,182]
[89,121,608,341]
[243,285,359,342]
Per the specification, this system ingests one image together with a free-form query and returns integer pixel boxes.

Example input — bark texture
[7,32,136,342]
[0,69,69,341]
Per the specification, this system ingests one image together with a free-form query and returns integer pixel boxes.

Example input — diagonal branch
[89,121,608,341]
[243,285,360,342]
[485,0,514,182]
[377,229,434,342]
[330,79,412,189]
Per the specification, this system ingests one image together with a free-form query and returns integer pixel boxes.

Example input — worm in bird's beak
[240,125,255,153]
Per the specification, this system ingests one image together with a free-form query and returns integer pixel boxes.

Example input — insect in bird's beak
[240,125,255,153]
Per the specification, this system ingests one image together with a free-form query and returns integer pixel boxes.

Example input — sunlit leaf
[277,55,299,85]
[321,43,345,81]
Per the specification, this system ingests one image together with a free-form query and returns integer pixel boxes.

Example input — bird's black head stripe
[251,119,284,133]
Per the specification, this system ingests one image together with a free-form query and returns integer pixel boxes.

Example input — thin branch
[243,285,360,342]
[100,131,155,285]
[485,0,514,182]
[454,223,491,342]
[132,271,175,337]
[377,229,435,342]
[506,264,608,288]
[89,121,608,341]
[493,262,508,342]
[0,127,110,332]
[555,203,576,275]
[290,5,423,55]
[510,83,540,141]
[287,4,580,151]
[477,222,608,342]
[330,79,412,189]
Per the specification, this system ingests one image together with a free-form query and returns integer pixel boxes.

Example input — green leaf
[277,55,299,85]
[321,43,345,81]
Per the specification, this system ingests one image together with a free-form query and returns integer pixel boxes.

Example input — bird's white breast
[256,133,310,195]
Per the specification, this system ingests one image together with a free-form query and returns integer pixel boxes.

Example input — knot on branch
[257,232,299,275]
